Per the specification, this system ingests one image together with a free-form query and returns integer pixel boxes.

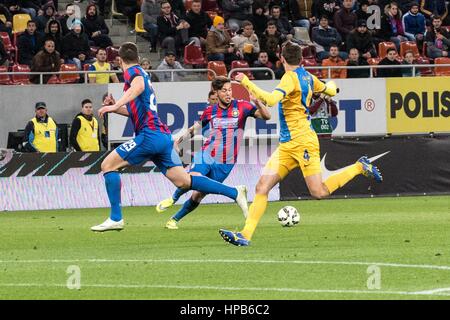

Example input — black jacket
[346,57,370,78]
[157,13,181,39]
[70,113,100,151]
[377,57,402,78]
[18,31,42,66]
[0,40,7,65]
[346,30,375,54]
[81,9,110,39]
[62,30,91,59]
[185,10,212,39]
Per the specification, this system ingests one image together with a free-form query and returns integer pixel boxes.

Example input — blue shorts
[190,152,234,183]
[116,132,182,175]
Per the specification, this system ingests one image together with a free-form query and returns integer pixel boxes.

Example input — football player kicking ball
[91,43,249,232]
[156,76,271,229]
[219,41,383,246]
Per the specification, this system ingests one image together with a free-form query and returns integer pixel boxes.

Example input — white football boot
[91,218,124,232]
[235,185,249,219]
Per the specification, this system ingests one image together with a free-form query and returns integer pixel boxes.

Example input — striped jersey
[123,65,170,135]
[199,99,257,164]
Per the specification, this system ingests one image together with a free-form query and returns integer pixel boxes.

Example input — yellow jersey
[88,61,112,84]
[241,67,334,142]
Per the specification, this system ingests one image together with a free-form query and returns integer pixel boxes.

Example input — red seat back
[59,64,80,83]
[106,46,119,63]
[400,41,420,58]
[0,65,11,84]
[434,57,450,76]
[202,0,219,12]
[367,57,381,77]
[378,42,396,59]
[230,60,254,80]
[184,45,206,65]
[11,64,31,84]
[207,60,227,80]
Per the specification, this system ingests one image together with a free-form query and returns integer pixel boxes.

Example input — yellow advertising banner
[386,77,450,133]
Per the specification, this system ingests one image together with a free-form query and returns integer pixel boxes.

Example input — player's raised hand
[234,73,246,83]
[98,104,117,117]
[103,93,116,106]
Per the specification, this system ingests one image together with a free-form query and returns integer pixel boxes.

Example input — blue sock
[104,171,122,222]
[190,175,237,200]
[172,198,200,222]
[172,187,187,203]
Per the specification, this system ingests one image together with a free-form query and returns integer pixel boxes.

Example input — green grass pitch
[0,196,449,300]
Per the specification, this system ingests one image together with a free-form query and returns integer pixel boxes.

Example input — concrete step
[110,34,136,45]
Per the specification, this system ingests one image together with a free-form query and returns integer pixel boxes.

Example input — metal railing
[0,64,449,84]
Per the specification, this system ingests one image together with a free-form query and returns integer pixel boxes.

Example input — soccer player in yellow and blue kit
[219,41,383,246]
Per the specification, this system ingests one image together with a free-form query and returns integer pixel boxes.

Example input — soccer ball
[277,206,300,227]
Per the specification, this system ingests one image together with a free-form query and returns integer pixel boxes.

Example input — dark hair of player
[211,76,231,91]
[281,41,302,65]
[118,42,139,64]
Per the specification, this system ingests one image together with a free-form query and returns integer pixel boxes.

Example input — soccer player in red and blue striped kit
[91,43,250,232]
[156,76,271,229]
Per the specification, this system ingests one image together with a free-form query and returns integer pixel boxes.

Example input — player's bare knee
[255,182,270,195]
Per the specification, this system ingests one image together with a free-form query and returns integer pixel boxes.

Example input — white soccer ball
[277,206,300,227]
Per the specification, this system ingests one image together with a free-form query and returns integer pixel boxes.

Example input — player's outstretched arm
[250,95,271,120]
[235,73,285,107]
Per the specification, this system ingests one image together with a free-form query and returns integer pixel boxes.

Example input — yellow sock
[241,194,268,240]
[324,163,363,194]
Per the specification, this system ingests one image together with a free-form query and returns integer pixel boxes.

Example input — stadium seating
[106,46,119,63]
[59,64,80,84]
[10,64,31,85]
[378,41,396,59]
[135,12,146,33]
[12,14,31,34]
[230,60,254,80]
[46,75,61,84]
[0,65,11,85]
[300,45,316,59]
[400,41,420,58]
[0,32,17,63]
[202,0,219,12]
[301,58,322,78]
[207,61,227,80]
[0,14,6,24]
[434,57,450,76]
[415,56,434,76]
[294,27,312,44]
[184,0,193,11]
[367,57,381,77]
[184,44,207,66]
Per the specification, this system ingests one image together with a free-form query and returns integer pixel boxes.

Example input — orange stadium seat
[59,64,80,83]
[184,44,207,66]
[10,64,31,85]
[415,56,433,76]
[185,0,193,11]
[207,60,227,80]
[434,57,450,76]
[106,46,119,63]
[378,41,396,59]
[0,65,11,85]
[0,32,17,63]
[400,41,420,58]
[367,57,381,77]
[46,75,61,84]
[230,60,254,80]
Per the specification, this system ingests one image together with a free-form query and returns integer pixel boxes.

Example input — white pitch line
[412,287,450,295]
[1,283,450,297]
[1,258,450,271]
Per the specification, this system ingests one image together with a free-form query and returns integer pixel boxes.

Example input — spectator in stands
[185,0,212,47]
[59,3,76,36]
[321,44,347,78]
[18,20,42,66]
[62,19,93,70]
[289,0,316,30]
[0,38,8,66]
[401,49,420,77]
[88,48,119,84]
[156,50,185,81]
[207,90,218,105]
[425,15,449,58]
[221,0,253,33]
[0,4,12,38]
[378,2,408,50]
[5,0,37,18]
[269,5,294,41]
[313,0,340,24]
[81,4,113,48]
[252,50,274,79]
[259,20,282,63]
[168,0,185,18]
[157,0,190,56]
[402,2,426,43]
[30,38,61,84]
[312,15,343,61]
[142,0,162,52]
[346,19,377,58]
[110,55,124,82]
[35,2,56,33]
[355,0,372,22]
[334,0,357,41]
[420,0,447,22]
[140,57,159,81]
[377,47,402,77]
[70,99,100,152]
[206,15,238,65]
[231,20,260,65]
[41,19,63,55]
[250,3,269,37]
[346,47,370,78]
[116,0,140,26]
[23,102,59,153]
